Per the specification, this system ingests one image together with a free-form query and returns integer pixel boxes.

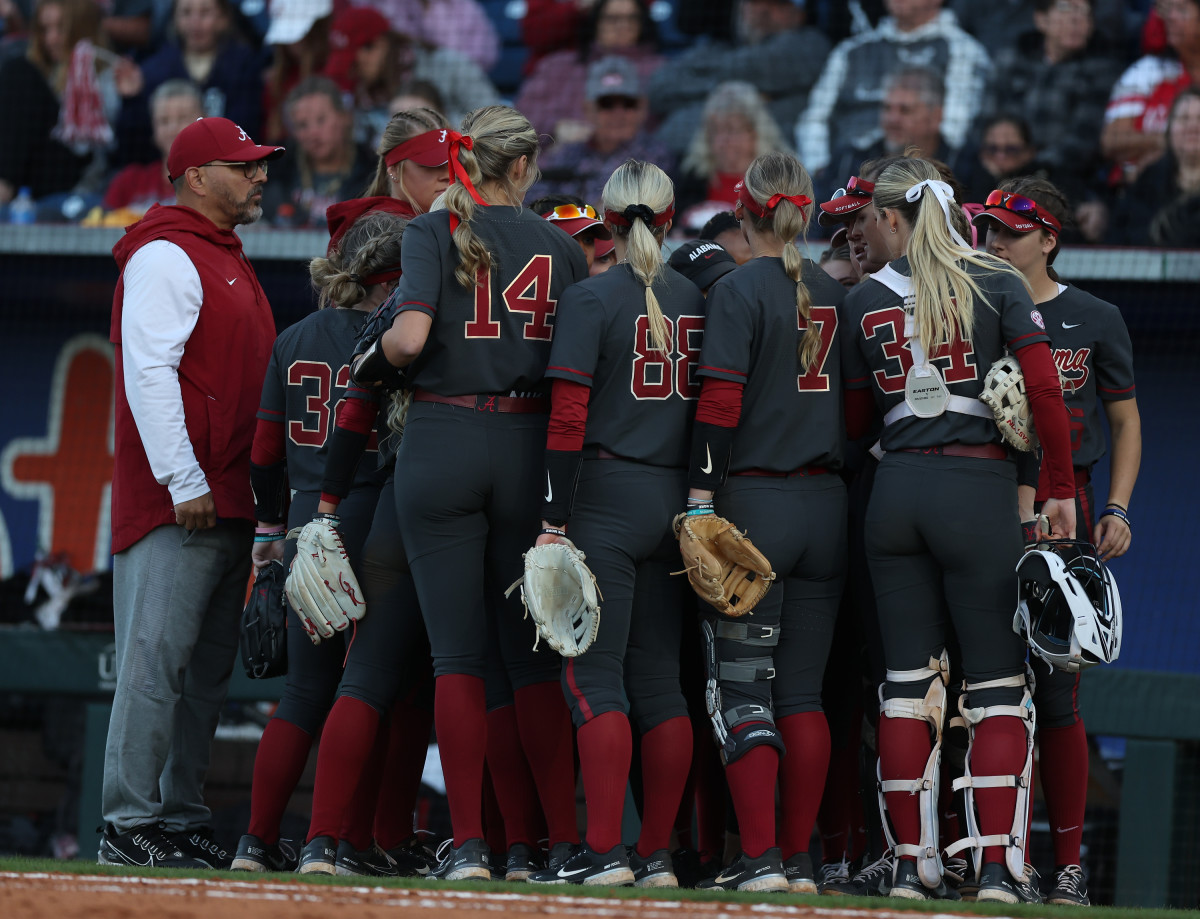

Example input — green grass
[1,856,1196,919]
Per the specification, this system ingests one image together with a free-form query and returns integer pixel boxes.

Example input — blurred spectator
[2,0,156,51]
[375,0,499,72]
[811,0,886,42]
[674,81,792,218]
[699,209,752,264]
[673,0,734,38]
[963,114,1042,201]
[820,66,971,203]
[321,4,498,140]
[951,0,1127,58]
[798,0,990,175]
[1102,0,1200,183]
[647,0,829,156]
[818,241,858,287]
[978,0,1124,199]
[116,0,262,165]
[521,0,595,74]
[516,0,661,147]
[262,0,333,144]
[0,0,141,206]
[260,75,376,227]
[101,78,203,216]
[527,56,672,208]
[530,192,612,269]
[1108,86,1200,244]
[388,78,445,118]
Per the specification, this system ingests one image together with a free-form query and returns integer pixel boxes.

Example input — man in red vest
[99,118,284,869]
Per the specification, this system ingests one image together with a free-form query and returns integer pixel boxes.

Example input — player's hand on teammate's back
[175,492,217,530]
[1040,497,1077,542]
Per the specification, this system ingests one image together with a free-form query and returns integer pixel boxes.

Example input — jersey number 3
[288,361,351,447]
[465,256,556,340]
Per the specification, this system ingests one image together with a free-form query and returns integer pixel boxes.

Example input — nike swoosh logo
[227,277,238,285]
[1056,825,1080,833]
[700,445,713,474]
[1062,321,1082,329]
[544,471,553,503]
[559,865,592,877]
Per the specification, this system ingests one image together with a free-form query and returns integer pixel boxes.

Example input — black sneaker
[336,840,399,877]
[385,834,437,877]
[1048,864,1090,906]
[170,826,232,869]
[784,851,817,893]
[817,858,851,893]
[546,841,575,871]
[296,835,338,875]
[231,834,297,872]
[629,847,677,888]
[97,823,209,869]
[823,850,892,896]
[943,856,979,900]
[696,848,788,893]
[505,842,541,882]
[527,842,634,886]
[888,858,959,900]
[429,837,492,882]
[977,862,1044,904]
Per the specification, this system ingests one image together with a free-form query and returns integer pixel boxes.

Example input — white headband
[905,179,972,251]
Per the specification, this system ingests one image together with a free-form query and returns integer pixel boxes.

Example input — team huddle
[102,107,1138,909]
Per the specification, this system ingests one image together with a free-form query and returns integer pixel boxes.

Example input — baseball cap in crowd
[264,0,333,46]
[324,6,392,91]
[167,117,285,183]
[541,202,612,240]
[817,175,875,227]
[586,56,642,102]
[669,240,737,290]
[972,189,1061,235]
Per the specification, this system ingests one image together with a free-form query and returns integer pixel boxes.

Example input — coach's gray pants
[102,521,251,833]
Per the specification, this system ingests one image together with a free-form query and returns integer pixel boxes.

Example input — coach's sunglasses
[984,189,1061,233]
[832,175,874,199]
[544,203,599,221]
[202,160,269,179]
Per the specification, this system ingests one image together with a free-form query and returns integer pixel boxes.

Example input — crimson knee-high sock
[374,698,434,850]
[435,674,488,846]
[513,681,580,845]
[636,716,693,857]
[878,715,932,860]
[1040,720,1088,866]
[725,725,779,859]
[672,746,698,850]
[778,711,831,860]
[308,696,381,843]
[970,715,1029,865]
[577,711,632,853]
[341,707,390,851]
[481,765,506,854]
[816,711,859,862]
[485,704,540,847]
[247,717,314,844]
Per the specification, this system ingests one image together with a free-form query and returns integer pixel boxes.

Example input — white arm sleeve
[120,240,210,506]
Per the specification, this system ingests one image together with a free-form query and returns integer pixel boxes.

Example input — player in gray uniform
[240,208,406,871]
[840,157,1077,903]
[522,161,703,889]
[353,106,588,881]
[681,152,848,893]
[976,176,1140,907]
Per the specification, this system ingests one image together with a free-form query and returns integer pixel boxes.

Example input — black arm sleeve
[1015,448,1042,491]
[542,448,583,527]
[250,459,288,523]
[688,421,736,491]
[320,426,370,500]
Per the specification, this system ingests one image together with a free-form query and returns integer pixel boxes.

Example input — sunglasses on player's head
[543,203,599,221]
[832,175,874,199]
[984,189,1062,234]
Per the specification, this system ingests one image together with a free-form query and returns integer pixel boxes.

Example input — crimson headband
[604,201,675,228]
[359,266,403,286]
[384,129,452,168]
[736,180,811,219]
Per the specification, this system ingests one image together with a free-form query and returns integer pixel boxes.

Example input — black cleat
[784,851,818,893]
[504,842,541,882]
[977,862,1044,904]
[231,833,296,872]
[335,840,399,877]
[1048,864,1091,906]
[546,841,575,871]
[296,835,338,875]
[527,842,634,886]
[817,858,851,893]
[696,848,788,892]
[169,826,232,869]
[887,858,960,900]
[823,850,892,896]
[385,834,437,877]
[629,847,677,888]
[943,855,979,900]
[429,837,492,882]
[97,823,208,869]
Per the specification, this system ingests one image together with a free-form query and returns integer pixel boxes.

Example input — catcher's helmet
[1013,540,1121,673]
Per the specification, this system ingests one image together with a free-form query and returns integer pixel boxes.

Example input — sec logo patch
[1031,310,1045,329]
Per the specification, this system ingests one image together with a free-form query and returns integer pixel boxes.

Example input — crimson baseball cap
[167,117,284,182]
[817,176,875,227]
[324,6,392,91]
[668,239,737,290]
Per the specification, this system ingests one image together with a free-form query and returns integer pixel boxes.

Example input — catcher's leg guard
[876,650,950,890]
[944,669,1036,883]
[700,618,785,765]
